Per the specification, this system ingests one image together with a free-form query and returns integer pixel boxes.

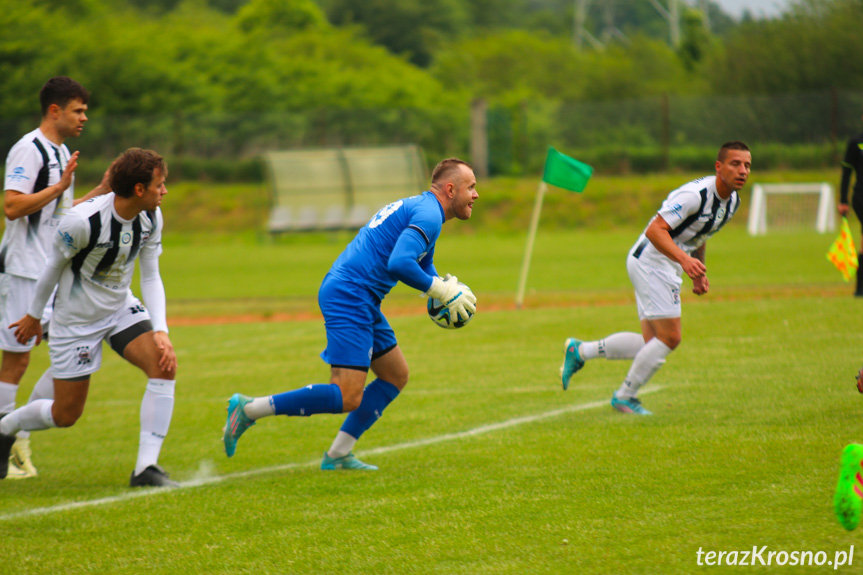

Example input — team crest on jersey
[76,346,92,366]
[716,207,726,220]
[121,232,132,245]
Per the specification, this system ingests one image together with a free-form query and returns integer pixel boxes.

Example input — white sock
[579,341,600,360]
[0,381,17,413]
[580,332,644,361]
[135,379,175,476]
[327,430,357,459]
[244,396,275,420]
[18,368,55,440]
[28,368,54,402]
[600,332,646,360]
[1,399,56,435]
[615,338,673,399]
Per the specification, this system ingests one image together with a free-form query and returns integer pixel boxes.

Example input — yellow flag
[826,217,859,282]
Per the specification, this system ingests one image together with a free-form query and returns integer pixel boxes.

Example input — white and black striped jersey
[629,175,740,276]
[0,128,75,279]
[52,193,162,326]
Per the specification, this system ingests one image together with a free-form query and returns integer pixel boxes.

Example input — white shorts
[0,273,52,353]
[627,254,683,320]
[49,294,152,379]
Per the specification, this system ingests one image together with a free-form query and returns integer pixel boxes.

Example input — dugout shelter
[264,144,428,233]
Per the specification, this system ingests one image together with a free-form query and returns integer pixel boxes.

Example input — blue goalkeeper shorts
[318,273,397,371]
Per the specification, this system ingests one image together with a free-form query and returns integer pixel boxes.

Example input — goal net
[264,144,428,233]
[747,182,836,236]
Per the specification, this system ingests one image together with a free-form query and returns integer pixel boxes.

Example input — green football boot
[835,443,863,531]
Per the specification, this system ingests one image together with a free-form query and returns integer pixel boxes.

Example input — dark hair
[109,148,167,198]
[39,77,89,116]
[717,141,750,162]
[431,158,472,184]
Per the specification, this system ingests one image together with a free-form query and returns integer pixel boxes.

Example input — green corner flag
[542,147,593,192]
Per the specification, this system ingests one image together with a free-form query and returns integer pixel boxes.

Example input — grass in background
[2,296,860,573]
[2,228,861,573]
[160,224,846,319]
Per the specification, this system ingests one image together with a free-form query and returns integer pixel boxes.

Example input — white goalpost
[747,182,836,236]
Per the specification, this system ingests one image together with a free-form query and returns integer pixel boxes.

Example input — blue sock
[271,384,343,416]
[339,379,400,440]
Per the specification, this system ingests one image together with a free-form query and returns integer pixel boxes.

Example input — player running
[0,148,178,487]
[559,141,751,415]
[223,158,478,470]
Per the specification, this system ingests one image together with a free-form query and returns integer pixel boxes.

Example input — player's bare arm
[690,244,709,295]
[4,151,79,220]
[9,315,43,347]
[644,215,707,280]
[153,331,177,374]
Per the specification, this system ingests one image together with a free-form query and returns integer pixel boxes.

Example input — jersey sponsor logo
[96,241,114,249]
[7,166,30,183]
[121,232,132,245]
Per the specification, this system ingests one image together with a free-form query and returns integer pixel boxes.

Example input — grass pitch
[2,225,861,574]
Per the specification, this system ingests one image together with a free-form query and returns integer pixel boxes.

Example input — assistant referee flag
[826,217,858,281]
[542,147,593,192]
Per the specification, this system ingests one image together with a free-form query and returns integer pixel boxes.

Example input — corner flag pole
[516,181,548,309]
[515,147,593,309]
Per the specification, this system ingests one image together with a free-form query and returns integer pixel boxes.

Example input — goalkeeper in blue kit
[223,158,478,469]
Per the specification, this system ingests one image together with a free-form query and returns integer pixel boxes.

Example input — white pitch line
[0,387,661,522]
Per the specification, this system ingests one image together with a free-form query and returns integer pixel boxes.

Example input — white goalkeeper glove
[425,274,477,323]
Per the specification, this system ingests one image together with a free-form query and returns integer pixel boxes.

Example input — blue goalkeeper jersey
[328,191,443,300]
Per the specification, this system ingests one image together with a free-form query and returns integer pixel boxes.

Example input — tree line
[1,0,860,175]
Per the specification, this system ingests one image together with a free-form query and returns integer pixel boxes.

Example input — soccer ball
[427,283,475,329]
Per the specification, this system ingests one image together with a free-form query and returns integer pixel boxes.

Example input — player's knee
[341,388,364,412]
[52,405,83,428]
[390,366,409,390]
[143,360,176,381]
[655,332,681,350]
